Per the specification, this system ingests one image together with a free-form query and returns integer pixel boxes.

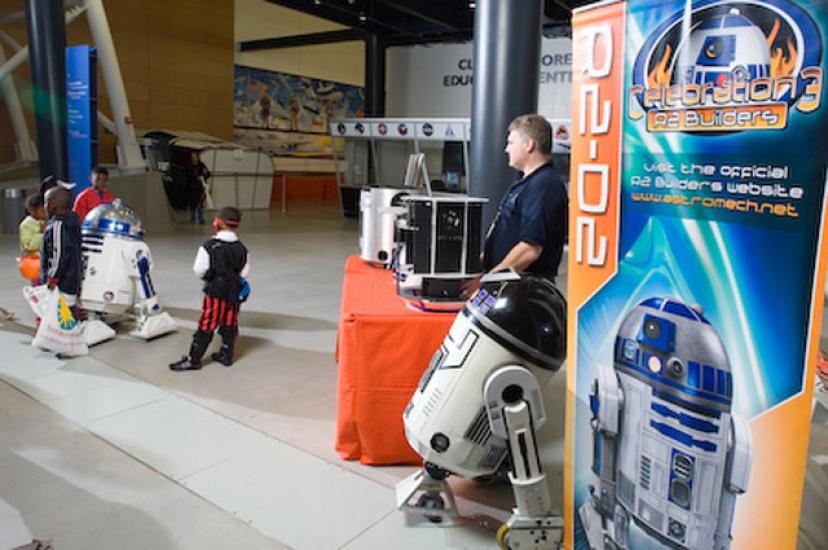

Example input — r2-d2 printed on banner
[579,297,752,550]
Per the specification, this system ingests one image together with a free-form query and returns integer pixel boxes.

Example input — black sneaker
[210,351,233,367]
[169,356,202,371]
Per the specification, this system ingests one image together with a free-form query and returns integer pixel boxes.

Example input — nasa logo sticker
[336,122,346,135]
[397,123,409,136]
[422,123,434,137]
[377,122,388,135]
[630,0,823,133]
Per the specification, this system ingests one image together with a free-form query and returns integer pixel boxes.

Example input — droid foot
[396,468,458,524]
[130,311,177,340]
[83,319,117,346]
[498,513,563,549]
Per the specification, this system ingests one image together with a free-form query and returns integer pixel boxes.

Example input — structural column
[86,0,145,169]
[0,45,37,162]
[364,33,385,116]
[469,0,543,228]
[25,0,68,182]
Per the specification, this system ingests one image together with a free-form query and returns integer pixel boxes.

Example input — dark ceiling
[249,0,592,49]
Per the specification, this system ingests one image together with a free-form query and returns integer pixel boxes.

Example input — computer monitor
[402,153,429,190]
[442,141,465,192]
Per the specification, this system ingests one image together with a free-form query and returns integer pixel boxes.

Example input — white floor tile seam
[336,508,398,550]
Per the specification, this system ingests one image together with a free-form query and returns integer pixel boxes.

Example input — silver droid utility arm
[726,415,752,494]
[588,363,624,515]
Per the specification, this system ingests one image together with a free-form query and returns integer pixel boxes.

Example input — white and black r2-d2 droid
[579,297,752,550]
[80,200,177,345]
[397,271,566,549]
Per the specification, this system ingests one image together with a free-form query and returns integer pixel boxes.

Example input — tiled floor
[0,203,825,549]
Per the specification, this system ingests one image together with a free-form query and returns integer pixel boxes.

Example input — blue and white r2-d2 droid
[80,200,177,345]
[579,297,752,550]
[671,8,771,86]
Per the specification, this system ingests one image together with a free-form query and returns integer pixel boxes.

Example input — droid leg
[578,363,624,550]
[482,366,563,549]
[128,252,176,340]
[713,414,752,550]
[395,462,458,524]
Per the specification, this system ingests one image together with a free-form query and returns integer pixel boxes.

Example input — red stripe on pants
[198,295,211,331]
[211,296,220,329]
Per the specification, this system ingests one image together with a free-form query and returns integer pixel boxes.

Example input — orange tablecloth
[335,256,455,465]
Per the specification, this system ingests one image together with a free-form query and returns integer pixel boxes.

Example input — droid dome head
[671,8,771,86]
[466,274,566,371]
[615,297,733,413]
[82,199,145,241]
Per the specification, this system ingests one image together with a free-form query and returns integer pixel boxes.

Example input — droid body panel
[580,297,752,550]
[80,201,176,342]
[671,10,771,87]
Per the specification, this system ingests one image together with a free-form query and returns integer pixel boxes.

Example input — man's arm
[489,241,543,273]
[462,241,542,298]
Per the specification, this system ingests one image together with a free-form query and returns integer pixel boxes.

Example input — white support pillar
[85,0,145,170]
[0,45,37,161]
[0,3,87,83]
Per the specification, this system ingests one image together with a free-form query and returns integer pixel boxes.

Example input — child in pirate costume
[169,206,250,371]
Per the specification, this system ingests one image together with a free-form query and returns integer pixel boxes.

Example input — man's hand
[46,277,59,290]
[461,275,482,299]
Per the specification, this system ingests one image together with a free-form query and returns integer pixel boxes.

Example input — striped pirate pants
[190,294,240,360]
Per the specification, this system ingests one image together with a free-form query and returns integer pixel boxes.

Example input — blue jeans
[189,206,204,224]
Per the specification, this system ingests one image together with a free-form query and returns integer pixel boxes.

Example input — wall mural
[233,64,364,158]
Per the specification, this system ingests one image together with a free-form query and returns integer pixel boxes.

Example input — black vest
[201,238,248,303]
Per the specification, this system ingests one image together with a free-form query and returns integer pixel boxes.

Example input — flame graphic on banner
[767,18,798,78]
[647,44,674,87]
[771,37,798,77]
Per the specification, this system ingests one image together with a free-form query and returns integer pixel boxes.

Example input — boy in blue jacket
[41,186,83,313]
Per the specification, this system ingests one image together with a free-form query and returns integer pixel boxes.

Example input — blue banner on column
[66,45,97,196]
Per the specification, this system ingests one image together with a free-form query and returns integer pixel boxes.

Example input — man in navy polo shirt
[466,114,567,294]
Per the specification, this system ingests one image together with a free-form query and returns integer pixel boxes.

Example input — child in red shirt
[73,166,115,223]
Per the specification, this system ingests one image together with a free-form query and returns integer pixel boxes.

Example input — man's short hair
[218,206,241,227]
[92,166,109,176]
[508,114,552,156]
